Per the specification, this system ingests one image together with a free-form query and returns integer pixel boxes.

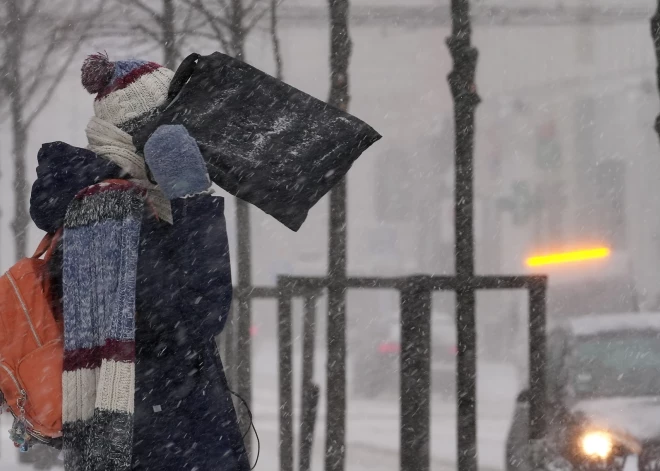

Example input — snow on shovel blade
[134,52,382,232]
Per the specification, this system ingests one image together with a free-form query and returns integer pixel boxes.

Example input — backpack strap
[32,234,54,259]
[33,228,63,261]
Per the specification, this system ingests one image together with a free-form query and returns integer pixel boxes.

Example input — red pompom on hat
[81,52,115,95]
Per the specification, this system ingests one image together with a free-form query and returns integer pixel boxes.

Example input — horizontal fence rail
[264,273,547,471]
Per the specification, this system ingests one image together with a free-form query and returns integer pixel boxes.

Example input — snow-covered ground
[249,345,519,471]
[0,348,519,470]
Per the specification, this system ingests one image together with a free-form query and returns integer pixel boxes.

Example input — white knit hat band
[93,67,174,126]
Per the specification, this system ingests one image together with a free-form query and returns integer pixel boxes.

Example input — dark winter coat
[30,141,250,471]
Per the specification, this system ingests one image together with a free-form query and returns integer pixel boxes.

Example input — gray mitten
[144,124,211,199]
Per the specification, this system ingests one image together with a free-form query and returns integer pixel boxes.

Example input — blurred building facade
[3,0,660,334]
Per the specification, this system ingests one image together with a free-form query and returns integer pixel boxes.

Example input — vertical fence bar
[455,285,477,471]
[278,281,294,471]
[299,386,320,471]
[236,197,253,454]
[325,280,346,471]
[326,0,351,466]
[236,292,252,398]
[223,303,237,389]
[650,0,660,145]
[301,295,317,406]
[528,278,548,441]
[447,0,480,469]
[300,295,319,471]
[400,277,432,471]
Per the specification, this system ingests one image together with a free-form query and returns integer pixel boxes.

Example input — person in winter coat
[29,54,250,470]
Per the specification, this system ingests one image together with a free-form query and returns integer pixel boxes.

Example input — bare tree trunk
[230,0,246,59]
[162,0,179,69]
[227,0,253,459]
[2,0,99,260]
[328,0,351,112]
[447,0,480,471]
[6,0,29,259]
[651,1,660,144]
[11,120,29,260]
[270,0,283,80]
[326,2,352,471]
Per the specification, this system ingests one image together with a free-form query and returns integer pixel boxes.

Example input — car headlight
[581,431,614,459]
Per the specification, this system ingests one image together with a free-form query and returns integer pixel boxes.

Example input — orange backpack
[0,232,63,450]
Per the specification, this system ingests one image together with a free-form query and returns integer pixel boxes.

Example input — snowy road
[252,424,471,471]
[250,394,513,471]
[250,345,519,471]
[0,349,519,470]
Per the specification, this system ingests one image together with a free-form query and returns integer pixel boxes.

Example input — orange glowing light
[526,247,611,267]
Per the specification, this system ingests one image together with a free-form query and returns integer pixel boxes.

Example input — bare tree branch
[97,0,273,66]
[135,23,163,43]
[270,0,283,80]
[95,0,205,67]
[245,4,270,33]
[25,0,44,19]
[26,2,104,125]
[23,26,67,100]
[184,0,231,28]
[176,5,197,50]
[245,0,266,16]
[179,30,223,41]
[215,0,230,13]
[0,0,105,258]
[25,47,79,126]
[121,0,162,23]
[183,0,232,51]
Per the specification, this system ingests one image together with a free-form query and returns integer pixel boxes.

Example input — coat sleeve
[30,142,122,233]
[167,194,233,337]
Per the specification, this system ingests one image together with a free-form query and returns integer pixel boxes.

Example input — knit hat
[81,53,174,127]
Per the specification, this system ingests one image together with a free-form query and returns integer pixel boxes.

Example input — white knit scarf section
[85,116,173,224]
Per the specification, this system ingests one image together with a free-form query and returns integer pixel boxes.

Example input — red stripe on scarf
[64,339,136,371]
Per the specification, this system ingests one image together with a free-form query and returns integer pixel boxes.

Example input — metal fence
[268,273,547,471]
[221,1,552,469]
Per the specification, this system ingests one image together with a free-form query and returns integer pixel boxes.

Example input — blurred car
[350,311,456,398]
[506,313,660,471]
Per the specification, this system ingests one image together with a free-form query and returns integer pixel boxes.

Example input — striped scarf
[61,180,145,470]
